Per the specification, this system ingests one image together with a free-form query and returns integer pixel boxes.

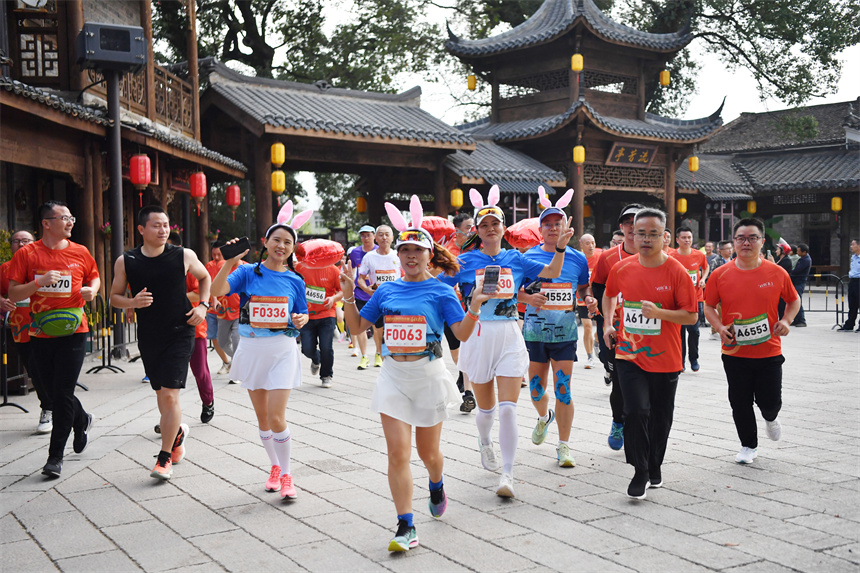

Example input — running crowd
[0,193,811,553]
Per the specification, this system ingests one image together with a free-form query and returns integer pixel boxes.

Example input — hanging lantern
[571,54,583,72]
[573,145,585,175]
[660,70,670,86]
[450,188,463,209]
[226,184,241,221]
[677,198,688,215]
[747,200,757,215]
[356,196,367,213]
[831,196,843,212]
[688,155,699,182]
[467,74,477,91]
[583,204,592,218]
[271,170,285,195]
[129,154,151,207]
[271,143,285,168]
[190,171,207,216]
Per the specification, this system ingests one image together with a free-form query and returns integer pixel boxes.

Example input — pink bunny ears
[266,200,314,240]
[469,184,501,209]
[384,194,424,232]
[537,186,574,210]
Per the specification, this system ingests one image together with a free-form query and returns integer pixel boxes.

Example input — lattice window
[19,33,58,77]
[584,164,664,189]
[583,71,638,95]
[499,69,569,100]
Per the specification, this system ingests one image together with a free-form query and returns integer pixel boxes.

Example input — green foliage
[315,173,364,234]
[775,113,820,142]
[0,229,11,264]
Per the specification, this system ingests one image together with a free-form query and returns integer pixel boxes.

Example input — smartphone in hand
[220,237,251,260]
[482,265,501,295]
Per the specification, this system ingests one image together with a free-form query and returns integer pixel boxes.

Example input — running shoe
[321,377,332,388]
[201,402,215,424]
[266,465,281,492]
[532,410,555,445]
[151,455,173,480]
[608,421,624,450]
[648,466,663,488]
[280,474,297,499]
[73,412,93,454]
[311,362,320,376]
[691,361,700,372]
[374,353,383,367]
[710,331,719,341]
[388,519,419,552]
[765,418,781,441]
[496,473,515,498]
[357,356,369,370]
[604,371,611,387]
[556,443,576,468]
[142,375,149,384]
[479,439,500,471]
[337,331,347,343]
[585,356,596,369]
[460,392,476,413]
[42,457,62,478]
[154,424,161,434]
[36,409,53,434]
[217,362,231,375]
[171,423,189,464]
[351,347,359,357]
[627,470,649,499]
[735,447,757,464]
[428,486,447,518]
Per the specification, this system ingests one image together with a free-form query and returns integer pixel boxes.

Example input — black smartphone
[482,265,501,294]
[220,237,251,260]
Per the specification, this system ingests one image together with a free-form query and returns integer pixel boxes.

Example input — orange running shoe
[280,474,297,499]
[151,456,173,480]
[266,465,281,492]
[171,423,189,464]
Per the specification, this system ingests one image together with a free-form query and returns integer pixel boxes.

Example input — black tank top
[123,243,193,334]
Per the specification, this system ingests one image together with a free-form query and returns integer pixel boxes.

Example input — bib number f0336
[623,301,661,335]
[384,315,426,354]
[475,268,515,299]
[248,296,290,329]
[541,282,573,311]
[35,271,73,297]
[733,313,771,346]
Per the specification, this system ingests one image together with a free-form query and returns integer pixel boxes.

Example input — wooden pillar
[572,162,584,241]
[254,139,273,242]
[367,175,384,226]
[186,0,201,140]
[92,142,106,294]
[142,0,156,121]
[66,0,86,92]
[434,156,446,217]
[195,186,209,258]
[665,151,676,235]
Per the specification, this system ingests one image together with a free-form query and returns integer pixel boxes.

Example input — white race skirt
[371,356,461,427]
[458,320,529,384]
[231,335,302,391]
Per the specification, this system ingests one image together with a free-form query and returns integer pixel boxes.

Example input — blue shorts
[526,340,577,363]
[206,313,218,340]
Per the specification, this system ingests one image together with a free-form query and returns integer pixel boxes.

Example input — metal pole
[106,70,125,352]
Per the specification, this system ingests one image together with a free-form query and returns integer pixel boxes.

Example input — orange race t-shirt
[704,259,797,359]
[605,255,698,373]
[295,262,342,319]
[206,259,241,320]
[576,247,603,306]
[6,240,99,338]
[1,260,31,343]
[186,272,207,339]
[671,249,708,302]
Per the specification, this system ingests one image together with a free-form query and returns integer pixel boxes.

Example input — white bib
[540,282,573,311]
[733,313,771,346]
[384,315,426,354]
[35,271,72,297]
[687,269,698,285]
[475,267,515,299]
[248,296,290,329]
[623,301,661,335]
[375,269,397,285]
[305,285,326,305]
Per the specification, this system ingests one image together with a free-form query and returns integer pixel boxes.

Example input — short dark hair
[138,205,167,227]
[38,200,67,221]
[211,240,224,249]
[168,232,182,245]
[612,230,625,238]
[452,212,473,228]
[634,208,667,228]
[675,226,693,236]
[797,243,809,253]
[732,217,764,236]
[718,240,732,249]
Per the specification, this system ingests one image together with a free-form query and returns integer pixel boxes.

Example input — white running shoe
[321,377,332,388]
[496,473,515,497]
[585,356,596,369]
[479,439,500,471]
[217,362,231,375]
[735,446,758,464]
[37,410,53,434]
[765,418,781,441]
[351,347,360,357]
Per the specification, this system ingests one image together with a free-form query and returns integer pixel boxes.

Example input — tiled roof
[676,155,753,199]
[132,122,247,173]
[445,140,566,189]
[204,60,473,147]
[458,97,723,143]
[446,0,692,58]
[703,98,860,153]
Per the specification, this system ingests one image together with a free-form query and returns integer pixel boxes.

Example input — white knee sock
[259,429,278,466]
[498,401,518,475]
[273,428,292,474]
[476,405,497,446]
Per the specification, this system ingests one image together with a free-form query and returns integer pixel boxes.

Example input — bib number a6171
[248,296,290,329]
[733,313,770,345]
[622,301,661,335]
[384,315,426,354]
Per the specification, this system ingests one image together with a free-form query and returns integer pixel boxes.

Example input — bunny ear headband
[470,185,504,224]
[267,200,314,241]
[537,185,574,222]
[384,195,434,251]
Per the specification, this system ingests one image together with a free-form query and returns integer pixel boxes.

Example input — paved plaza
[1,303,858,572]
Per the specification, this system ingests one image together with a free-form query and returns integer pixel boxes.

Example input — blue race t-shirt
[522,245,589,343]
[227,263,308,338]
[440,249,545,321]
[359,277,465,359]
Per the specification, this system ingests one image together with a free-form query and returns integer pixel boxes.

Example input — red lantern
[226,184,241,221]
[130,154,151,207]
[190,172,207,216]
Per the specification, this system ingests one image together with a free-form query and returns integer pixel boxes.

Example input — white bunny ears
[266,200,314,240]
[384,195,434,250]
[537,186,574,210]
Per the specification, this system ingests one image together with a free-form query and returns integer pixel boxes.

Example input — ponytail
[430,242,460,276]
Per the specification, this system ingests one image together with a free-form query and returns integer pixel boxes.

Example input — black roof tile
[445,140,565,187]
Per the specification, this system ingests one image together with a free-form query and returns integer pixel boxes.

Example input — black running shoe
[42,457,62,478]
[627,470,650,499]
[73,413,93,454]
[460,392,476,413]
[201,402,215,424]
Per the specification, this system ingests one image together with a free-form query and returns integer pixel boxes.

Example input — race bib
[688,269,698,285]
[623,301,661,335]
[733,314,771,346]
[35,271,73,297]
[475,268,515,299]
[384,315,426,354]
[248,296,290,329]
[16,298,30,307]
[376,269,397,285]
[305,285,326,305]
[541,282,573,311]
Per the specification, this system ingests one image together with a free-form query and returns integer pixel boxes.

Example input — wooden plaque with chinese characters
[604,143,658,168]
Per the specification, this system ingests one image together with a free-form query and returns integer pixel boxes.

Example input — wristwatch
[200,301,211,309]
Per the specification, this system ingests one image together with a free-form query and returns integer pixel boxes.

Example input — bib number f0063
[475,268,515,299]
[733,314,770,346]
[622,301,661,335]
[248,296,290,329]
[384,315,426,354]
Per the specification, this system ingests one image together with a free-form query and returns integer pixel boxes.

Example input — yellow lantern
[688,156,699,172]
[271,170,285,195]
[583,204,592,218]
[573,145,585,164]
[356,196,367,213]
[450,188,463,209]
[571,54,583,72]
[660,70,670,86]
[676,198,687,215]
[831,196,843,212]
[271,143,285,168]
[467,74,477,91]
[747,200,757,215]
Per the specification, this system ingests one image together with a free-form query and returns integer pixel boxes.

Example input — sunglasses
[398,230,431,243]
[477,207,503,218]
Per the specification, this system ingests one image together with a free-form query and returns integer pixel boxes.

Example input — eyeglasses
[44,216,76,223]
[476,207,503,218]
[398,230,431,243]
[733,235,762,244]
[10,238,33,245]
[633,232,663,240]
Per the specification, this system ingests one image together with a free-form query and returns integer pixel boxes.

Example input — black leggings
[722,354,784,449]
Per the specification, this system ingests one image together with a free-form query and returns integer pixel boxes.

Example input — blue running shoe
[429,486,447,518]
[608,421,624,450]
[142,375,150,383]
[388,520,419,552]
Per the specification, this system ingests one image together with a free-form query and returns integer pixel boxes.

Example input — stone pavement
[1,303,858,572]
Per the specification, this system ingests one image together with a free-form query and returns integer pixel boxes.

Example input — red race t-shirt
[705,259,797,359]
[186,272,207,339]
[206,259,241,320]
[1,260,31,343]
[671,249,708,302]
[577,247,603,306]
[295,262,342,319]
[6,240,99,338]
[605,255,698,373]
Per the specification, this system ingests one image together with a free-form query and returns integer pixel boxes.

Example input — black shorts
[576,306,592,321]
[444,322,460,351]
[138,325,194,391]
[355,298,383,329]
